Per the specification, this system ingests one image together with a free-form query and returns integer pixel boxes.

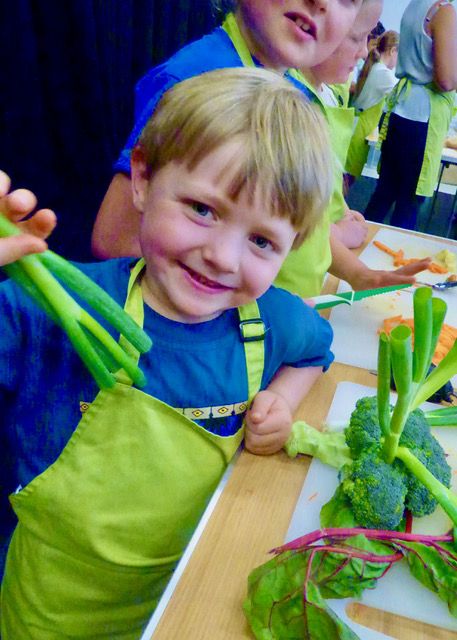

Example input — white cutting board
[287,382,457,639]
[329,227,457,386]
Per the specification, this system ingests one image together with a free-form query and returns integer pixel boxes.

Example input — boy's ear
[130,147,150,213]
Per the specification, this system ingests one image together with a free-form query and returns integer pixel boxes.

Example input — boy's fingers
[0,234,48,265]
[245,431,283,455]
[22,209,57,239]
[0,170,11,197]
[2,189,38,220]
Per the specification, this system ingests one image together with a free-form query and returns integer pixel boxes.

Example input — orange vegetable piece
[372,240,447,273]
[379,315,457,365]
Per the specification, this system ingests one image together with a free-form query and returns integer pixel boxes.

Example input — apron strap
[238,301,266,405]
[377,77,409,149]
[222,13,256,67]
[115,259,146,385]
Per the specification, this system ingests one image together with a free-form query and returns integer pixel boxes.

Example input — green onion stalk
[0,212,152,389]
[380,287,457,526]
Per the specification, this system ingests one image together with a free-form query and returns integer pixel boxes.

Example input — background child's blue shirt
[0,257,332,573]
[115,27,312,174]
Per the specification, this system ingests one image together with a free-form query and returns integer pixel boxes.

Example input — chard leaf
[302,580,359,639]
[243,550,311,639]
[318,488,399,599]
[244,490,400,640]
[244,548,361,639]
[395,539,457,617]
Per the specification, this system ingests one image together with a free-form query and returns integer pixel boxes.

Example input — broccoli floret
[345,396,382,457]
[403,436,452,517]
[399,408,432,450]
[341,450,407,530]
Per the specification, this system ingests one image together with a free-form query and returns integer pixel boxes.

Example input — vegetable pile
[244,287,457,639]
[373,239,449,273]
[0,212,152,389]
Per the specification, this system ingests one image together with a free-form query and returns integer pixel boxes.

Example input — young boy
[0,68,334,640]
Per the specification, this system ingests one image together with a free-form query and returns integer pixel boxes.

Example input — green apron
[275,72,355,297]
[379,78,455,197]
[1,259,265,639]
[345,99,385,178]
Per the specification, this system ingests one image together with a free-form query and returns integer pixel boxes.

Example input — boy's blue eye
[251,235,272,250]
[191,202,212,217]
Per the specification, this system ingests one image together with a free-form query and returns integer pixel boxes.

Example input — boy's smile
[132,142,297,324]
[236,0,363,72]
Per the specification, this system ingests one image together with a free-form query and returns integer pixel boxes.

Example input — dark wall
[1,1,217,260]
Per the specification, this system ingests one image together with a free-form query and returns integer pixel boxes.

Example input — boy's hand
[244,390,293,455]
[0,170,56,266]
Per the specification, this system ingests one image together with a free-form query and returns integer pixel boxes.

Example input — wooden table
[148,224,457,640]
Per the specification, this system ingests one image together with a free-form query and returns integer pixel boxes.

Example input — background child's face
[131,142,297,324]
[236,0,363,71]
[310,0,382,84]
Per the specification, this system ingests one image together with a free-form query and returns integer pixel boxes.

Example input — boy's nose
[202,236,241,274]
[309,0,328,11]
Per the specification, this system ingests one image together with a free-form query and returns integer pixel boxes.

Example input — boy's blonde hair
[138,67,332,246]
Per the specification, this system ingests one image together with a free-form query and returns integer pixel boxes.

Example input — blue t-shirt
[0,257,333,572]
[115,27,312,174]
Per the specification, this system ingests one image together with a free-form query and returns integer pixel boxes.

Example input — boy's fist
[244,390,292,455]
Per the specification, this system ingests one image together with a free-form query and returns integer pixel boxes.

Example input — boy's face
[131,142,297,324]
[310,0,382,84]
[236,0,363,72]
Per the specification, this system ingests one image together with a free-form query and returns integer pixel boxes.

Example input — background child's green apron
[346,99,385,178]
[1,259,265,639]
[276,72,354,297]
[379,78,455,197]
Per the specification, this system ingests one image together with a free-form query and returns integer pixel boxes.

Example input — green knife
[312,283,412,310]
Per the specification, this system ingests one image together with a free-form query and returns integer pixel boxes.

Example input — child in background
[91,0,363,260]
[305,0,383,247]
[365,0,457,230]
[346,29,399,180]
[274,0,384,298]
[92,0,430,299]
[0,68,335,640]
[352,30,399,112]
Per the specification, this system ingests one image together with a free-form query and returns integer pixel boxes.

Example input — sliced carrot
[380,315,457,365]
[372,240,448,274]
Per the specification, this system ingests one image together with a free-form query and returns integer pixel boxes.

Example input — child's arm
[91,173,142,259]
[331,209,368,250]
[329,233,431,290]
[0,170,56,265]
[245,365,322,456]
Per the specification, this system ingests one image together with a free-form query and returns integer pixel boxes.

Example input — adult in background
[364,0,457,230]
